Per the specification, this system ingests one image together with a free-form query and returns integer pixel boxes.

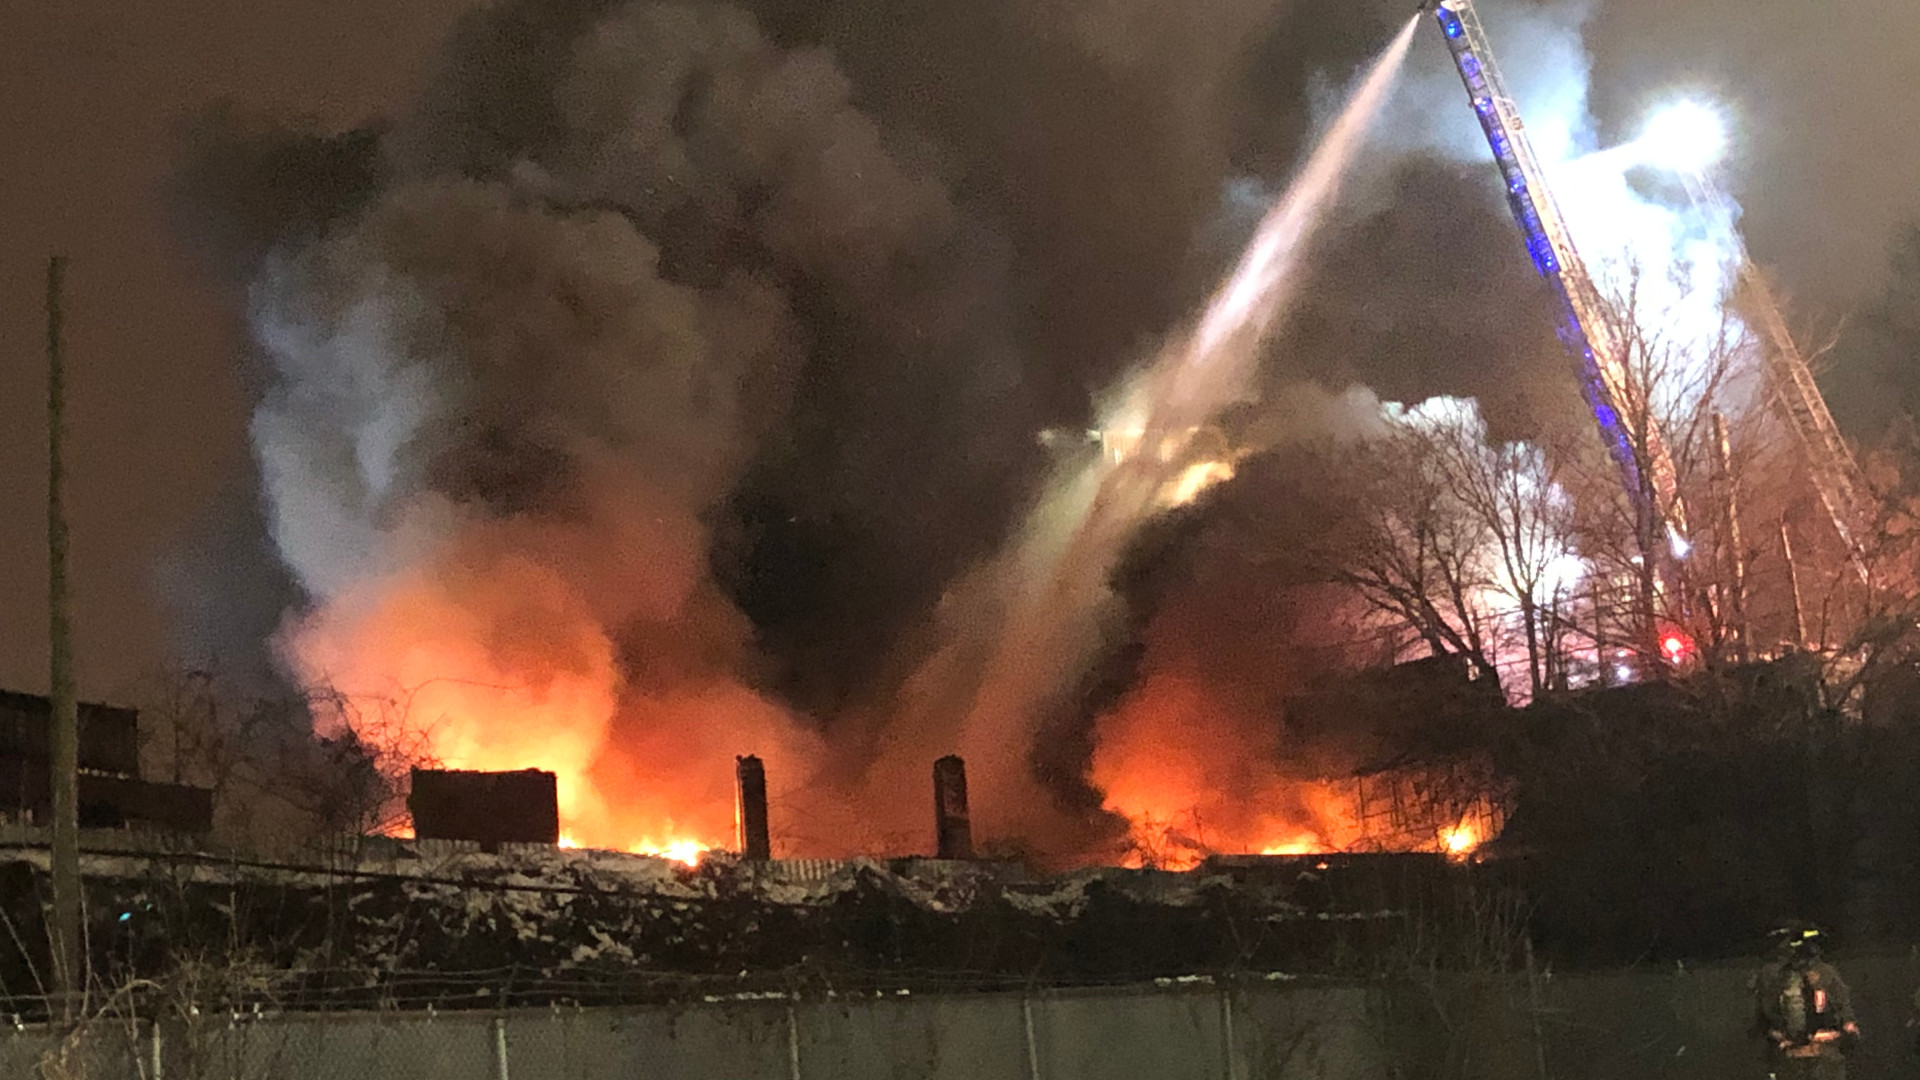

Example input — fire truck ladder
[1677,160,1877,584]
[1737,264,1875,582]
[1426,0,1687,543]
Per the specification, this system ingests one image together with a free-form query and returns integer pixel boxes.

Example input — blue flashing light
[1439,10,1464,38]
[118,912,132,923]
[1461,55,1481,77]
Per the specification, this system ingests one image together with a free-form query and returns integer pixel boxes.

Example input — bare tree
[1556,262,1787,672]
[1427,412,1578,697]
[1285,399,1585,699]
[1295,411,1502,683]
[130,671,433,857]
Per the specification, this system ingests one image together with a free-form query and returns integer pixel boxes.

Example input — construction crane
[1423,0,1688,552]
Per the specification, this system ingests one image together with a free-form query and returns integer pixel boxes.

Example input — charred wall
[408,768,560,846]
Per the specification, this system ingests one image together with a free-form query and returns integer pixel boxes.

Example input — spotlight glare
[1636,99,1728,174]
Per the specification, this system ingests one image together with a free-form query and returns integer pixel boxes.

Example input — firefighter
[1752,924,1860,1079]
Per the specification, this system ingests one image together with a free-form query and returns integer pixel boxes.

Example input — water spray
[1633,99,1730,175]
[879,15,1424,853]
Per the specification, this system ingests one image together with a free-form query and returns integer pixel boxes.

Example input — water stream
[870,15,1425,856]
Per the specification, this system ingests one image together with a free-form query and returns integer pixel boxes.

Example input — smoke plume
[185,0,1791,862]
[243,0,1034,850]
[841,19,1422,861]
[1074,0,1768,861]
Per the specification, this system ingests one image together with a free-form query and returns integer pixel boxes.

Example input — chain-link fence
[0,981,1369,1080]
[2,957,1917,1080]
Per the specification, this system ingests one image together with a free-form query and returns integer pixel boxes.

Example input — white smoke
[1379,0,1751,407]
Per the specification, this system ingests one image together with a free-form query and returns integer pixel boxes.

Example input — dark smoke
[169,104,387,287]
[1262,158,1578,444]
[172,0,1690,855]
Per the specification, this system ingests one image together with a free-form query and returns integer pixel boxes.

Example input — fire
[633,839,708,867]
[1162,459,1236,507]
[1440,821,1480,859]
[284,521,823,859]
[1091,659,1504,866]
[555,832,705,866]
[1092,668,1370,865]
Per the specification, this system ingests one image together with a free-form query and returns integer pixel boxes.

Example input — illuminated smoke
[247,1,981,852]
[222,0,1747,864]
[863,17,1423,857]
[1383,0,1752,408]
[1088,393,1559,861]
[254,180,822,850]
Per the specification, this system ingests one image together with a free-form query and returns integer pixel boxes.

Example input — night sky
[2,0,1915,703]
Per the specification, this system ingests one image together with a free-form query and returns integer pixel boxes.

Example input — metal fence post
[1022,995,1042,1080]
[492,1015,510,1080]
[785,1001,802,1080]
[149,1018,163,1080]
[1219,988,1239,1080]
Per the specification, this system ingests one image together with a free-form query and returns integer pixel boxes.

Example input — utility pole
[46,255,82,1013]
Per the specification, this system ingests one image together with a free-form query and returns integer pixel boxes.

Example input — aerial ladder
[1424,0,1705,668]
[1661,152,1878,584]
[1423,0,1687,551]
[1734,257,1876,585]
[1428,0,1681,538]
[1427,0,1882,636]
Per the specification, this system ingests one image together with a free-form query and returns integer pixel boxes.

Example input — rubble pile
[0,844,1465,1012]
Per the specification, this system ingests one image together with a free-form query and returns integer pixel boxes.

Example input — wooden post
[1590,574,1611,686]
[1780,516,1806,650]
[46,255,82,1013]
[1712,412,1748,661]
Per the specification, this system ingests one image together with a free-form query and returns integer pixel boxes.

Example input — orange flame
[633,839,708,867]
[284,517,822,858]
[556,831,705,866]
[1440,821,1481,860]
[1091,668,1372,864]
[290,515,1491,868]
